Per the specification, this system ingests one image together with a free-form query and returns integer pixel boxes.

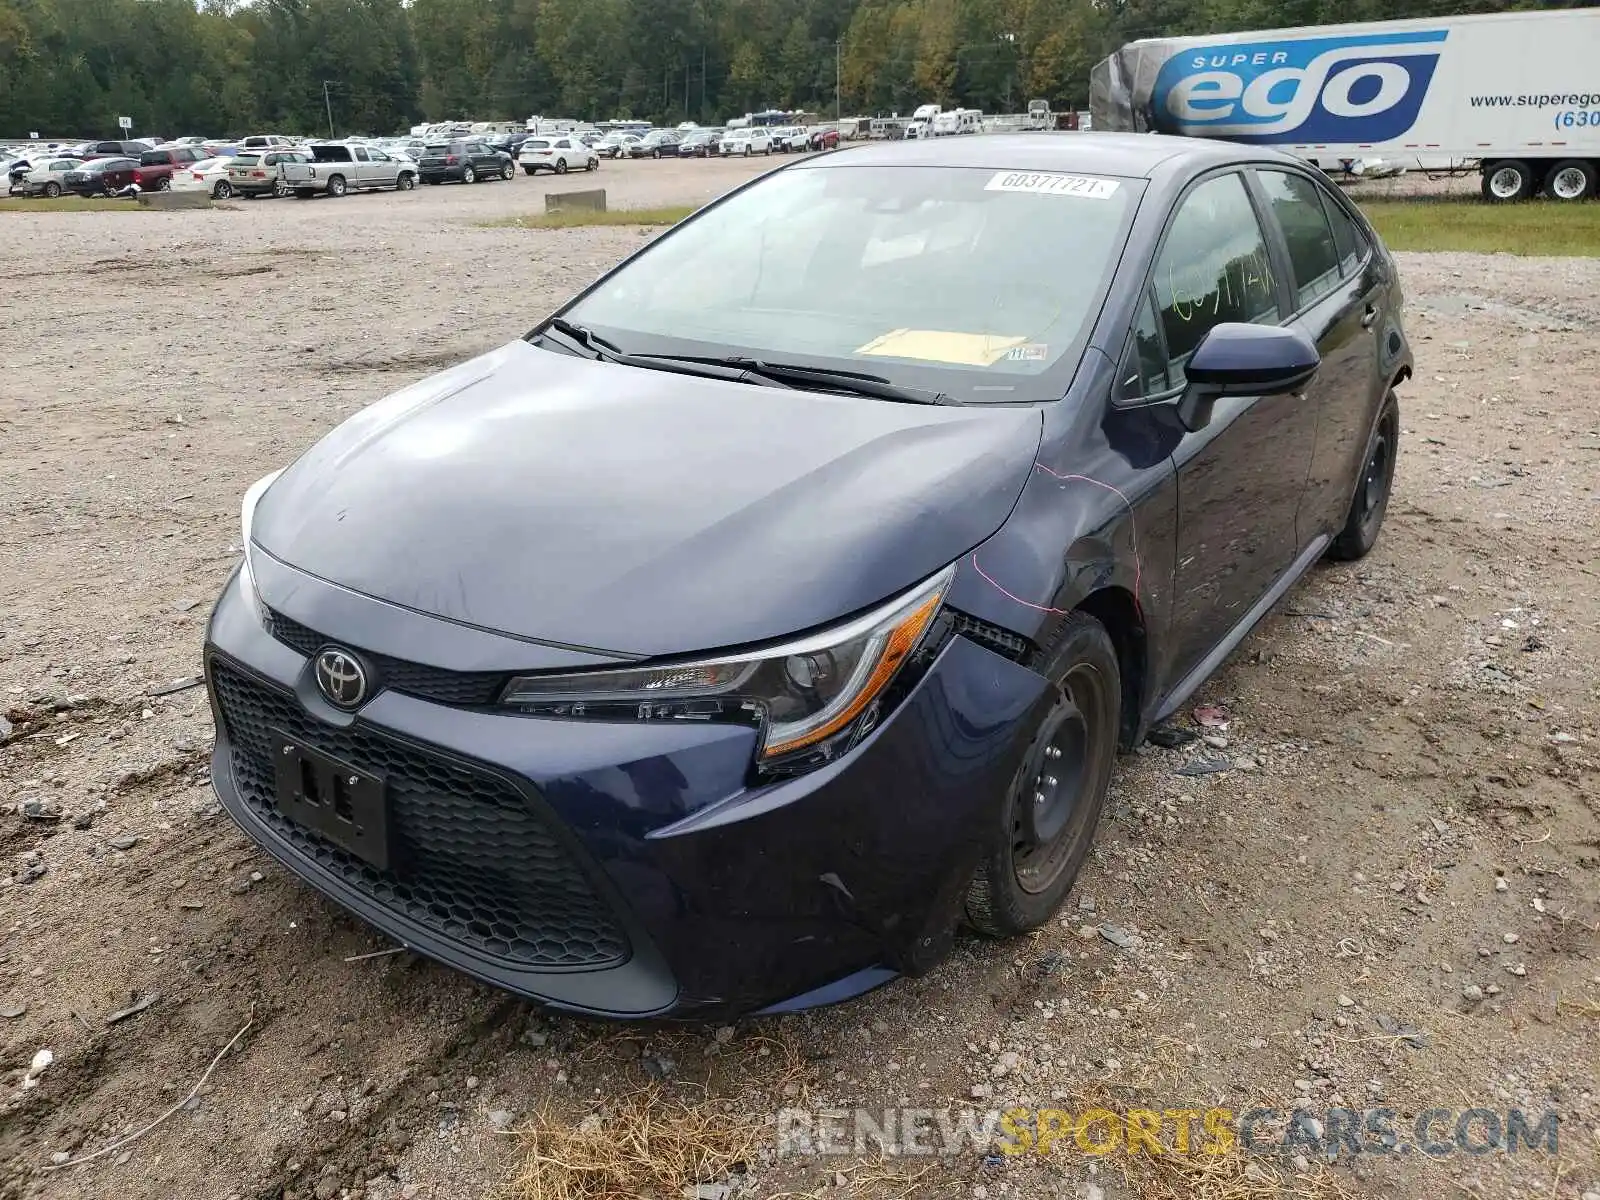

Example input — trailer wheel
[1482,161,1535,203]
[1544,160,1597,202]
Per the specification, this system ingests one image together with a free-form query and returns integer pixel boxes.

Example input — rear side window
[1256,170,1342,310]
[1153,172,1280,387]
[1319,188,1371,278]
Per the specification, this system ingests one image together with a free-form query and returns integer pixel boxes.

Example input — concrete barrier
[545,188,606,214]
[137,190,213,210]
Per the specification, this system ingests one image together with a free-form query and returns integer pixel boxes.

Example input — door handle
[1361,305,1379,329]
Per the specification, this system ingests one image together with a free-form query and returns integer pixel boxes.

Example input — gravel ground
[1,153,1597,1200]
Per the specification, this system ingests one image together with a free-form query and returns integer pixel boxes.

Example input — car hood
[253,341,1042,658]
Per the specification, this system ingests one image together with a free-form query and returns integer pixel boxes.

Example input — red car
[132,146,207,192]
[61,157,141,196]
[808,128,840,151]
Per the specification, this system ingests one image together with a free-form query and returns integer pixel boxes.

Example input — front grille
[266,609,507,706]
[211,660,629,969]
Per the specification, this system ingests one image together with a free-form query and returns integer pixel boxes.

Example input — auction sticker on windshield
[984,171,1120,199]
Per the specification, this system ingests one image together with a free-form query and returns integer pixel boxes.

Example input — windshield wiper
[538,320,792,388]
[543,316,625,361]
[639,355,950,405]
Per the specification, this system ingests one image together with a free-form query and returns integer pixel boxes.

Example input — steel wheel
[1482,161,1533,202]
[1545,160,1597,201]
[1328,391,1400,561]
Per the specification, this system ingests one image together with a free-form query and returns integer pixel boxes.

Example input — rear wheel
[1327,391,1399,561]
[462,165,476,184]
[327,174,347,197]
[522,166,537,176]
[155,176,172,191]
[555,158,568,175]
[294,189,314,199]
[1482,160,1535,202]
[273,179,289,198]
[1545,159,1597,202]
[965,612,1120,936]
[214,180,232,199]
[43,181,60,198]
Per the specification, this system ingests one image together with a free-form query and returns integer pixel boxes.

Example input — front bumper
[205,564,1050,1019]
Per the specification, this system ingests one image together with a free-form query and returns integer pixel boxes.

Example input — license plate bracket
[271,730,391,871]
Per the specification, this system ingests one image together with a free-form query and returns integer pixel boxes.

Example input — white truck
[1090,7,1600,201]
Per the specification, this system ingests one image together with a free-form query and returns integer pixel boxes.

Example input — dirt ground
[1,154,1597,1200]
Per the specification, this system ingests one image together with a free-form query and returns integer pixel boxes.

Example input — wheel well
[1075,587,1145,750]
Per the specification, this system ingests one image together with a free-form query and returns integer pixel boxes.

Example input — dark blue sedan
[206,134,1410,1018]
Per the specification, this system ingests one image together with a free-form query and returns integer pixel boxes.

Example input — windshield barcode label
[984,172,1120,199]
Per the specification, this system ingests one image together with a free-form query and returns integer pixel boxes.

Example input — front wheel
[1482,160,1535,202]
[1327,391,1399,561]
[462,166,476,184]
[587,158,597,171]
[396,172,415,191]
[965,612,1120,936]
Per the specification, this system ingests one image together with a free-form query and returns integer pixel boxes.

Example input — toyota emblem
[315,648,369,709]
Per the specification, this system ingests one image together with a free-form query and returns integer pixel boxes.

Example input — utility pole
[835,41,842,120]
[322,80,335,138]
[684,62,689,117]
[701,46,707,118]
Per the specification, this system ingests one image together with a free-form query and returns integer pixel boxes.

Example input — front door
[1155,170,1320,686]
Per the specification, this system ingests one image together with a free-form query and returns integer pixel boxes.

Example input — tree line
[0,0,1579,140]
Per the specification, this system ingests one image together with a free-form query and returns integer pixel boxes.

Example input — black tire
[743,145,752,157]
[396,172,415,191]
[501,163,513,181]
[273,180,289,198]
[587,158,597,171]
[462,165,476,184]
[327,174,347,197]
[294,189,314,199]
[522,166,537,176]
[965,611,1120,937]
[1327,390,1399,561]
[1481,161,1535,202]
[155,176,172,192]
[43,181,60,198]
[1544,159,1597,202]
[214,180,232,199]
[554,158,568,175]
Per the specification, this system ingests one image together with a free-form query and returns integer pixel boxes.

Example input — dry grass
[482,205,697,230]
[0,195,142,212]
[1107,1141,1356,1200]
[505,1086,762,1200]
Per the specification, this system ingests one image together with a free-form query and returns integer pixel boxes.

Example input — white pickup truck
[282,144,417,198]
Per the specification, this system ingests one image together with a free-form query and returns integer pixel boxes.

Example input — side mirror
[1176,323,1320,432]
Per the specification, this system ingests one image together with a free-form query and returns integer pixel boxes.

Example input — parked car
[518,135,598,175]
[61,157,140,196]
[629,130,683,159]
[677,129,724,157]
[594,133,640,159]
[170,156,237,198]
[719,127,773,156]
[11,154,87,197]
[240,135,296,151]
[226,150,310,198]
[209,134,1409,1019]
[72,139,150,159]
[769,127,808,152]
[808,127,841,151]
[281,143,418,197]
[131,145,208,191]
[418,139,513,184]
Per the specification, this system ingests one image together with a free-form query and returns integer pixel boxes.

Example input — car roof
[819,132,1295,178]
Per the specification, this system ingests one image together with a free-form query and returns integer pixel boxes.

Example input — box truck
[1089,7,1600,201]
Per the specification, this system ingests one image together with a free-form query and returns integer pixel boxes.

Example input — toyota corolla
[206,134,1410,1018]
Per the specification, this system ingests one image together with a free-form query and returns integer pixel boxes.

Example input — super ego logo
[1151,30,1447,144]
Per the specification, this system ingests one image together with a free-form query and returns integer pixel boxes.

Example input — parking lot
[2,155,1598,1200]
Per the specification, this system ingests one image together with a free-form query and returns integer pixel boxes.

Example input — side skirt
[1153,533,1331,724]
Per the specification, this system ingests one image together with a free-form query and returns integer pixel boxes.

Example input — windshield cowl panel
[556,163,1142,406]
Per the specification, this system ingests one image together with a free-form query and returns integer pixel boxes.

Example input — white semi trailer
[1089,7,1600,201]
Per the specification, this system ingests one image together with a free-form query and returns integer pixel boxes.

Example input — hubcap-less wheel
[1486,164,1528,201]
[1328,393,1400,561]
[1552,167,1586,199]
[1358,419,1393,530]
[1012,664,1109,895]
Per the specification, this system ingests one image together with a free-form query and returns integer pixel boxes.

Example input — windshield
[557,163,1139,405]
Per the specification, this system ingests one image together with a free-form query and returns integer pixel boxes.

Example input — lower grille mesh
[211,660,628,969]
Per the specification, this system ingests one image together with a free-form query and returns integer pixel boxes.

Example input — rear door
[1250,167,1390,542]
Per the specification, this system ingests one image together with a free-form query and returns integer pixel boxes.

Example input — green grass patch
[483,205,697,230]
[1357,196,1600,257]
[0,195,145,213]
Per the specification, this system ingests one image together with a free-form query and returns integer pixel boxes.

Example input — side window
[353,146,369,162]
[1256,169,1342,309]
[1153,172,1280,387]
[1119,292,1170,401]
[1319,187,1371,278]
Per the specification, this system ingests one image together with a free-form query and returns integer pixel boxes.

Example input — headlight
[238,469,283,616]
[501,565,955,772]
